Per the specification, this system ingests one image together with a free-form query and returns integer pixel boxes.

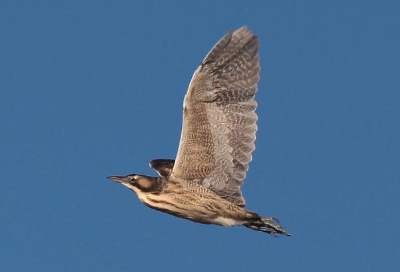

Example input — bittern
[108,26,289,236]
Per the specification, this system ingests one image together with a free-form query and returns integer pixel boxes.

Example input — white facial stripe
[122,183,136,190]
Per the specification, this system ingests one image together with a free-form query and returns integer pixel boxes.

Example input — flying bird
[108,26,289,236]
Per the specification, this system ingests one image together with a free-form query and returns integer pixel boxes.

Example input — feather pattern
[171,27,260,206]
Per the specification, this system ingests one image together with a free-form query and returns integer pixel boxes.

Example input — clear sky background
[1,1,399,271]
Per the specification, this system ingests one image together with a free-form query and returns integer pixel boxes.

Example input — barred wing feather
[171,27,260,206]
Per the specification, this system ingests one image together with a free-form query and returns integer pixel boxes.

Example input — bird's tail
[243,215,290,236]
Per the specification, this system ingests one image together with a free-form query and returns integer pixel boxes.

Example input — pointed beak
[107,175,129,184]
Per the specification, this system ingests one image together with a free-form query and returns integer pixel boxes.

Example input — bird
[108,26,289,236]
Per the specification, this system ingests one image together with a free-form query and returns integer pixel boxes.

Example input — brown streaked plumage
[108,26,289,236]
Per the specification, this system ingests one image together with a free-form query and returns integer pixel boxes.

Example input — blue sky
[1,0,399,271]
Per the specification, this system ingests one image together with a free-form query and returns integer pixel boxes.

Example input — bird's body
[110,173,288,234]
[108,27,289,236]
[132,178,249,226]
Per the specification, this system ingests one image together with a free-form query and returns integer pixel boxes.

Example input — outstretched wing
[171,26,259,206]
[149,159,175,177]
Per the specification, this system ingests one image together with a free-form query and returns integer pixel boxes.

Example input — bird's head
[107,174,160,193]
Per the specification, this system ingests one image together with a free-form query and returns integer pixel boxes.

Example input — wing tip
[233,25,258,40]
